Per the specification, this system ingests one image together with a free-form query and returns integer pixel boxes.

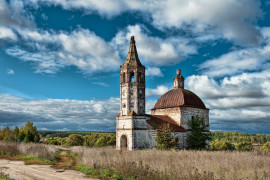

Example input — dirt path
[0,159,95,180]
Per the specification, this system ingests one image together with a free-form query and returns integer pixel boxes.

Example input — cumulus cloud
[185,70,270,133]
[145,67,163,77]
[0,94,120,131]
[112,24,196,66]
[5,28,121,74]
[28,0,263,45]
[0,0,34,28]
[199,27,270,77]
[0,26,17,41]
[146,85,170,97]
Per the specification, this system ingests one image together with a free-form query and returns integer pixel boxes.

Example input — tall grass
[1,142,269,179]
[71,146,270,180]
[0,141,57,160]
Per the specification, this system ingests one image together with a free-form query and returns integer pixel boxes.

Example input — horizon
[0,0,270,134]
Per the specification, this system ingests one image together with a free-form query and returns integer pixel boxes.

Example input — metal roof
[146,115,186,132]
[152,88,207,110]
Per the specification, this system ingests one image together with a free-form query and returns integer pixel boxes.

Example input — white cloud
[5,28,121,74]
[0,0,34,28]
[0,26,17,41]
[7,69,15,75]
[0,94,120,131]
[146,85,170,97]
[185,70,270,133]
[112,24,197,66]
[28,0,263,45]
[145,67,163,77]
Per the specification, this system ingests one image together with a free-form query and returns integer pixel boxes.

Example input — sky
[0,0,270,134]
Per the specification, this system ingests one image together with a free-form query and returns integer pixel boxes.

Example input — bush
[262,141,270,151]
[235,142,253,151]
[211,140,235,151]
[155,123,179,150]
[187,116,210,150]
[66,134,83,146]
[83,134,100,147]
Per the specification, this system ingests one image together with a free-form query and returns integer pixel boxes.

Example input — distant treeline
[39,130,114,138]
[211,131,270,144]
[44,134,116,147]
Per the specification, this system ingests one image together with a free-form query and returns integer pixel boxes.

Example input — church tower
[120,36,145,116]
[116,36,150,151]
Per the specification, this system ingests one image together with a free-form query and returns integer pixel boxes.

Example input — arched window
[122,72,126,83]
[138,72,141,82]
[130,72,135,82]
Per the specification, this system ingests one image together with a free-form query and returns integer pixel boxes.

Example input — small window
[191,116,194,120]
[122,72,126,83]
[138,72,141,82]
[130,72,135,82]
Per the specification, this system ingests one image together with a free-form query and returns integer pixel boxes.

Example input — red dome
[152,88,206,110]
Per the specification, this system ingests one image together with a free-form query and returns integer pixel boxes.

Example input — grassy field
[1,141,269,180]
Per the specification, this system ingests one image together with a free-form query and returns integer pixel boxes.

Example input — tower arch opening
[120,135,128,150]
[130,72,135,82]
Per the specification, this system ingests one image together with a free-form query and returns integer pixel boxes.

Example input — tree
[155,123,180,150]
[187,116,210,150]
[262,141,270,151]
[235,142,253,151]
[13,126,19,141]
[18,121,40,143]
[211,140,235,151]
[66,134,83,146]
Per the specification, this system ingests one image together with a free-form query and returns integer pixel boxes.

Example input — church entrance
[120,135,128,150]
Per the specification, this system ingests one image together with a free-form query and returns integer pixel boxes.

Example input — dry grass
[71,146,270,180]
[1,142,270,179]
[0,141,58,161]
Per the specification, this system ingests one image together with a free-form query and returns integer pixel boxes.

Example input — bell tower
[120,36,145,116]
[116,36,149,151]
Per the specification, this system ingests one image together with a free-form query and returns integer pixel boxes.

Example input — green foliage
[211,131,270,144]
[211,140,235,151]
[19,121,40,143]
[39,130,114,138]
[0,121,40,143]
[66,134,84,146]
[77,164,115,179]
[235,142,253,151]
[262,141,270,151]
[187,116,210,150]
[155,123,180,150]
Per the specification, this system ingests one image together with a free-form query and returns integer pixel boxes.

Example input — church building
[116,36,209,150]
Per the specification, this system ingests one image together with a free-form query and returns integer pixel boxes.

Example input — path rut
[0,159,95,180]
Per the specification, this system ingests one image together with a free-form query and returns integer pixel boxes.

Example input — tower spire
[122,36,143,67]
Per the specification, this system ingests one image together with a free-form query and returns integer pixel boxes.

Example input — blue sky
[0,0,270,134]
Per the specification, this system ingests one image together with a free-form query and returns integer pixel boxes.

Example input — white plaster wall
[151,107,181,125]
[116,129,133,150]
[181,107,209,130]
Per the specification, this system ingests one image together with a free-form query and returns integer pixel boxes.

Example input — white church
[116,36,209,150]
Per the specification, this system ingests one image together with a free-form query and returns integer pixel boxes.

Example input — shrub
[187,116,210,150]
[18,121,40,143]
[155,123,179,150]
[83,134,100,147]
[211,140,235,151]
[262,141,270,151]
[94,136,109,147]
[66,134,83,146]
[235,142,253,151]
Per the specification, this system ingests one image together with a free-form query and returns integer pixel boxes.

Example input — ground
[0,159,94,180]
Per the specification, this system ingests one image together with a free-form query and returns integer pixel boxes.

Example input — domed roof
[152,88,207,110]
